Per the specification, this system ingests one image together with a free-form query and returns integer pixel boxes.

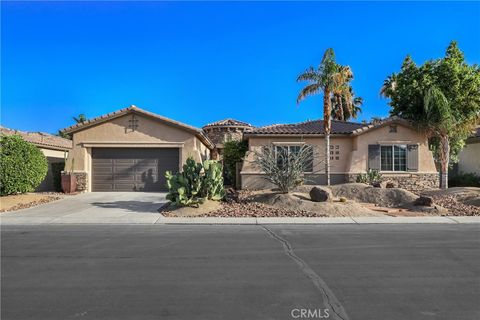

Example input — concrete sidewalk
[2,213,479,225]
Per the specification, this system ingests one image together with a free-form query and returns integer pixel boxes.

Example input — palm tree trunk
[337,95,344,121]
[439,135,450,189]
[324,90,331,186]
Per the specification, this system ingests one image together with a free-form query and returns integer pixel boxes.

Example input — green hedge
[449,173,480,187]
[0,135,48,196]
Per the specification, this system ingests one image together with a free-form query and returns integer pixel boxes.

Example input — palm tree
[332,86,363,121]
[297,48,338,185]
[330,65,353,121]
[73,114,87,124]
[422,86,454,189]
[380,74,397,97]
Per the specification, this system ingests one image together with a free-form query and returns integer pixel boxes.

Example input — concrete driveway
[0,192,166,225]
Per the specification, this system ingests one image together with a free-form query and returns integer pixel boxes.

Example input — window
[275,145,313,172]
[380,145,406,171]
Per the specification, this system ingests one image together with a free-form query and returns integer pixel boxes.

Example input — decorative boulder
[385,181,397,189]
[309,186,332,202]
[372,181,382,188]
[414,196,434,207]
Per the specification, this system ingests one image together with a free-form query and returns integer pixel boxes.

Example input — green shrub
[51,162,65,192]
[356,169,383,185]
[165,157,225,207]
[0,135,48,195]
[449,173,480,187]
[222,140,248,187]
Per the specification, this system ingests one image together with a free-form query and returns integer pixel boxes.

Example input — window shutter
[407,144,419,171]
[368,145,380,170]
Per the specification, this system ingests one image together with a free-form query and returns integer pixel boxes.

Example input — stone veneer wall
[61,171,88,192]
[347,173,439,194]
[202,127,245,147]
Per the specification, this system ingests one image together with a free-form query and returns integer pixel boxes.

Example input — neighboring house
[456,127,480,176]
[0,126,72,191]
[61,105,213,192]
[241,117,439,193]
[202,119,254,159]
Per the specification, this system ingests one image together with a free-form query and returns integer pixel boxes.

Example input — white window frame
[380,144,407,172]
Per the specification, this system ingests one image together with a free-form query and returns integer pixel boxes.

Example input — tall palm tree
[422,86,454,189]
[331,65,353,121]
[297,48,338,185]
[331,85,363,121]
[380,74,397,97]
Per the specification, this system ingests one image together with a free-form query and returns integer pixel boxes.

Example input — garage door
[92,148,179,192]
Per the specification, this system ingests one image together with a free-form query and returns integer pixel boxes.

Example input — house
[61,105,213,192]
[456,127,480,176]
[0,126,72,191]
[240,117,439,193]
[202,119,254,159]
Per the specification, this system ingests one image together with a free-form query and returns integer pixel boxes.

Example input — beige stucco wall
[458,141,480,175]
[348,124,437,173]
[242,136,352,174]
[240,123,437,189]
[65,113,210,191]
[40,148,67,159]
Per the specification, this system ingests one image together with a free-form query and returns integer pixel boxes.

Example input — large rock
[414,196,434,207]
[385,181,397,189]
[309,187,332,202]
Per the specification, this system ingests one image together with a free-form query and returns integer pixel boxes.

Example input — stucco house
[61,105,213,192]
[60,105,440,193]
[240,117,439,193]
[455,127,480,176]
[0,126,72,191]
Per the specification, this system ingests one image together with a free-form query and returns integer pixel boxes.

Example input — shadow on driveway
[91,201,162,213]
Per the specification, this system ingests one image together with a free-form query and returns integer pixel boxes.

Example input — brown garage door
[92,148,179,192]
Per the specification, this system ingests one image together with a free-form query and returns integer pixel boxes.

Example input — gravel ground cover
[0,193,63,213]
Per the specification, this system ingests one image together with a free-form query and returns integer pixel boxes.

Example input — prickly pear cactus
[165,157,225,207]
[202,160,226,201]
[165,157,203,206]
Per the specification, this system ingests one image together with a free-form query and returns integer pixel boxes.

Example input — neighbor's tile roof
[248,119,366,135]
[203,118,254,129]
[0,126,72,150]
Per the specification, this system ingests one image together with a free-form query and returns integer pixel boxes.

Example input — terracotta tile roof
[246,116,415,136]
[248,119,366,135]
[0,126,72,151]
[203,118,254,129]
[61,105,214,149]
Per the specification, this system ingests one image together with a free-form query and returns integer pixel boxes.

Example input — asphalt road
[1,224,479,320]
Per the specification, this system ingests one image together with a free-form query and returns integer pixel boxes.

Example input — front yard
[161,184,480,218]
[0,193,62,213]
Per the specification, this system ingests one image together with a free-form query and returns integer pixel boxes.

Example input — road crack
[261,225,349,320]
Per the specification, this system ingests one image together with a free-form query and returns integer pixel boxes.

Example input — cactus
[202,160,226,201]
[165,157,226,207]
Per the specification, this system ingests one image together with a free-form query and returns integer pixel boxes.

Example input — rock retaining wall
[347,173,439,194]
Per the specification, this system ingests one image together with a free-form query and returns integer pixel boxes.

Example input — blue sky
[2,1,479,134]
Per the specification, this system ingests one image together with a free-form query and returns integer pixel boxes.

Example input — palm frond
[296,83,322,104]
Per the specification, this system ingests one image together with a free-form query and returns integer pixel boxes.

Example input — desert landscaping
[161,183,480,218]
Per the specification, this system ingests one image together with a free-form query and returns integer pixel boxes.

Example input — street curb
[155,216,480,225]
